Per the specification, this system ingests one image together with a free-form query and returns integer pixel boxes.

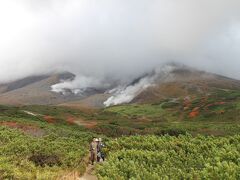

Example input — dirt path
[22,110,42,117]
[58,166,97,180]
[59,156,98,180]
[79,164,97,180]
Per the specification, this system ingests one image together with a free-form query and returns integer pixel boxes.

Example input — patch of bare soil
[0,121,45,137]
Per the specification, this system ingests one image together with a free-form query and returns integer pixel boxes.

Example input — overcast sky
[0,0,240,84]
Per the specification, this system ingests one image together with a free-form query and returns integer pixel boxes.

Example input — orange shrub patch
[66,117,75,125]
[0,121,45,137]
[189,107,200,118]
[44,116,56,123]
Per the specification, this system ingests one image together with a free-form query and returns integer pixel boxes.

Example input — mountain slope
[0,75,49,94]
[0,73,76,105]
[133,67,240,104]
[0,64,240,107]
[102,64,240,106]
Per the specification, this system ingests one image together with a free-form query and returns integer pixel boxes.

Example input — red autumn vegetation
[0,121,44,136]
[66,117,75,125]
[43,116,56,123]
[189,107,200,118]
[205,102,226,110]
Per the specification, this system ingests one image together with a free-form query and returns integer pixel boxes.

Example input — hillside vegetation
[97,135,240,180]
[97,89,240,137]
[94,89,240,179]
[0,88,239,179]
[0,105,94,179]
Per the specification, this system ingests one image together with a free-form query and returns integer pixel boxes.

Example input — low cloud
[0,0,240,85]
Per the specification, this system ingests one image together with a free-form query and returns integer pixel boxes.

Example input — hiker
[96,139,101,162]
[97,138,105,162]
[89,138,98,165]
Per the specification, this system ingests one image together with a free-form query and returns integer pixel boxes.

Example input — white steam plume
[104,78,153,107]
[103,64,177,106]
[51,75,110,95]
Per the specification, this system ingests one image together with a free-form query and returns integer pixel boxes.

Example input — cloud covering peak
[0,0,240,85]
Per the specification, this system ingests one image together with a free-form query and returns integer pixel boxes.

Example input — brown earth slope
[0,72,77,105]
[132,68,240,104]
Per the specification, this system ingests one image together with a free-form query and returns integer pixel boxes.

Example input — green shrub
[155,128,187,137]
[97,135,240,180]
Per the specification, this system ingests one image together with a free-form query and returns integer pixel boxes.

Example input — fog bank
[0,0,240,86]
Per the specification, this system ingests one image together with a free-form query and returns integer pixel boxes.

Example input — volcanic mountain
[0,72,104,105]
[132,66,240,104]
[103,64,240,106]
[0,64,239,107]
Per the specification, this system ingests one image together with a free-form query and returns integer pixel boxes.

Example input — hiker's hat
[95,138,100,142]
